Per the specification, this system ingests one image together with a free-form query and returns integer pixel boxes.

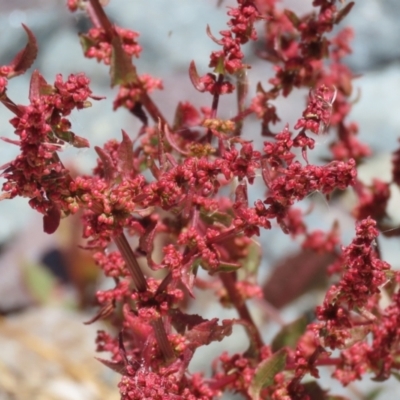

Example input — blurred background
[1,0,400,399]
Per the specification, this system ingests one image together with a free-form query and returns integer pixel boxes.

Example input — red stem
[208,227,242,244]
[219,272,263,352]
[152,318,175,363]
[206,73,224,142]
[114,233,175,362]
[114,233,148,292]
[0,94,23,117]
[141,91,169,127]
[234,69,248,136]
[88,0,169,127]
[88,0,113,38]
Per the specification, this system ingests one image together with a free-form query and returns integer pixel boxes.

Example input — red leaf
[206,25,223,45]
[43,205,61,234]
[117,130,134,177]
[169,309,209,335]
[1,137,20,146]
[335,2,355,25]
[235,181,248,205]
[129,102,148,126]
[7,25,38,78]
[188,60,205,92]
[187,319,233,349]
[263,250,335,309]
[110,34,138,87]
[95,146,116,181]
[71,133,90,148]
[138,220,158,270]
[29,70,53,103]
[83,302,114,325]
[172,101,201,130]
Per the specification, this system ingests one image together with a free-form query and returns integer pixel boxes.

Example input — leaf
[213,55,226,74]
[43,204,61,234]
[326,396,350,400]
[129,102,148,126]
[117,129,134,177]
[263,250,335,309]
[199,209,232,227]
[54,130,89,148]
[284,9,300,28]
[185,318,234,349]
[206,24,223,45]
[173,101,201,130]
[7,24,38,78]
[256,81,267,94]
[169,309,208,334]
[335,2,355,25]
[188,60,205,92]
[1,137,20,146]
[83,302,114,325]
[79,33,97,53]
[95,146,116,181]
[110,35,138,87]
[302,381,328,400]
[271,315,308,351]
[21,261,56,304]
[241,240,261,277]
[364,388,383,400]
[170,309,233,349]
[29,70,53,103]
[214,261,242,273]
[138,220,158,269]
[235,181,248,205]
[248,348,287,400]
[71,133,90,148]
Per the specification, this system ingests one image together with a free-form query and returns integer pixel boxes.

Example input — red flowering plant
[1,0,400,398]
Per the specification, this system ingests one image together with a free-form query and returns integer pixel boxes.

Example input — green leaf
[215,261,242,273]
[364,388,383,400]
[199,209,232,227]
[271,315,308,351]
[79,33,97,53]
[240,240,261,277]
[248,348,287,400]
[213,55,226,74]
[21,262,57,304]
[327,396,350,400]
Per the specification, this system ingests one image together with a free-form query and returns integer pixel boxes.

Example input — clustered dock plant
[1,0,400,398]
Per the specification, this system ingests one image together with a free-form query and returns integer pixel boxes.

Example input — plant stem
[114,233,147,292]
[141,91,168,126]
[219,272,263,352]
[234,69,248,136]
[89,0,113,38]
[206,73,224,142]
[152,318,175,363]
[89,0,169,128]
[114,233,175,362]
